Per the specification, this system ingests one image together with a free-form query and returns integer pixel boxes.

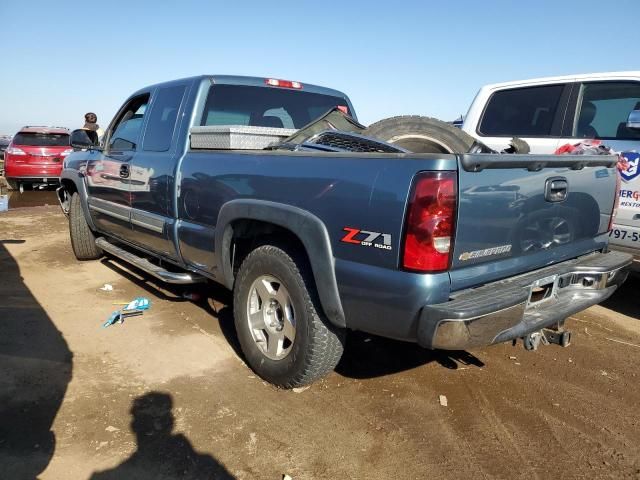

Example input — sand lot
[1,195,639,479]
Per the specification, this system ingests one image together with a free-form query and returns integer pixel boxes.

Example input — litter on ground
[102,297,151,328]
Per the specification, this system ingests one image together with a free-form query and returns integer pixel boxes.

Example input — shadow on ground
[336,331,484,379]
[0,239,72,479]
[601,274,640,319]
[101,256,484,380]
[89,391,234,480]
[101,257,240,357]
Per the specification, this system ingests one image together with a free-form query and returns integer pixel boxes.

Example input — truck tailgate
[449,154,618,291]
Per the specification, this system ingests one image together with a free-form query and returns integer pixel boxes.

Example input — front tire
[69,192,102,260]
[233,244,345,388]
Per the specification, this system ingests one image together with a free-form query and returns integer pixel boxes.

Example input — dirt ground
[1,193,640,479]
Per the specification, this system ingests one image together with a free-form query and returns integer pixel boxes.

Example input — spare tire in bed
[362,115,479,154]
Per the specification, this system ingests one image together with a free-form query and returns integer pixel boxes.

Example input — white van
[462,71,640,269]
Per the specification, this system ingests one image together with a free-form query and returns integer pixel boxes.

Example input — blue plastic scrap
[102,297,152,328]
[124,297,151,311]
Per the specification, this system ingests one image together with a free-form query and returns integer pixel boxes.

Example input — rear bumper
[4,177,60,184]
[5,162,62,181]
[608,244,640,272]
[419,250,632,349]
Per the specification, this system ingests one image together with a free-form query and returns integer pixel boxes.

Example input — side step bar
[96,238,205,285]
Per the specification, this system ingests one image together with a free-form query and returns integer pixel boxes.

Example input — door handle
[119,164,130,179]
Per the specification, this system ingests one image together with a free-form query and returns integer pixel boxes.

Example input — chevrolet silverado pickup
[57,75,631,388]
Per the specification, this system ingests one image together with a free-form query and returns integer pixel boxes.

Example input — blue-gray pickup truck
[57,75,631,388]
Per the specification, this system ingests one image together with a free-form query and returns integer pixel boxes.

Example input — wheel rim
[246,275,296,360]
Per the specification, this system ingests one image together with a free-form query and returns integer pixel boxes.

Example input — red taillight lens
[265,78,302,89]
[403,171,457,272]
[4,146,26,164]
[5,146,26,156]
[609,166,622,231]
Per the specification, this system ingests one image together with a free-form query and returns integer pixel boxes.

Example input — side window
[574,82,640,140]
[143,85,187,152]
[479,84,565,137]
[108,95,150,151]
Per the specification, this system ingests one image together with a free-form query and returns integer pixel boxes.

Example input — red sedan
[4,126,73,190]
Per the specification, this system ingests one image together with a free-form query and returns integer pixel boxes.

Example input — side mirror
[627,110,640,130]
[70,129,101,150]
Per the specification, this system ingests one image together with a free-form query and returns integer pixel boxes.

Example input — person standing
[83,112,103,144]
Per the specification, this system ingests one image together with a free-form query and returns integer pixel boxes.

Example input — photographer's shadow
[89,392,233,480]
[0,239,72,479]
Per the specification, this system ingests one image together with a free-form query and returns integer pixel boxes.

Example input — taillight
[402,171,457,272]
[6,146,26,155]
[265,78,302,89]
[609,166,622,231]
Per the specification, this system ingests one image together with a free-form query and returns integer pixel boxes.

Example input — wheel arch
[215,199,346,327]
[58,170,96,230]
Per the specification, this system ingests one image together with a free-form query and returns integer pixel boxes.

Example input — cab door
[472,83,572,154]
[564,81,640,238]
[563,80,640,155]
[128,83,189,260]
[86,94,150,242]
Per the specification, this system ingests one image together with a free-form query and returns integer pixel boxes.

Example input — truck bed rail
[459,154,618,172]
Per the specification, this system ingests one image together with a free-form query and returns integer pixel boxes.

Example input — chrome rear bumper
[419,251,632,350]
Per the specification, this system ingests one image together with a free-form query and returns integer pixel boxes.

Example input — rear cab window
[574,82,640,140]
[479,84,566,137]
[200,84,352,129]
[12,133,69,146]
[143,85,187,152]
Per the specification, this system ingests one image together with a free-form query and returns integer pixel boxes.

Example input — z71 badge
[341,227,392,251]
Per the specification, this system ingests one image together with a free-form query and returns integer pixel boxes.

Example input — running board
[96,238,205,285]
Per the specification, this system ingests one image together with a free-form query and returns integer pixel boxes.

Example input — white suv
[462,71,640,269]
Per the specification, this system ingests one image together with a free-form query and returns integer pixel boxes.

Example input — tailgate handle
[545,177,568,202]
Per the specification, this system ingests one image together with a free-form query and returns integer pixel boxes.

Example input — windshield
[200,84,352,129]
[13,133,70,147]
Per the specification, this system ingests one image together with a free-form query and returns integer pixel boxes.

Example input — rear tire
[363,115,478,153]
[69,192,102,260]
[233,244,345,388]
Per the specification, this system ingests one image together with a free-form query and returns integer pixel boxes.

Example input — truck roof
[479,70,640,92]
[131,74,351,100]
